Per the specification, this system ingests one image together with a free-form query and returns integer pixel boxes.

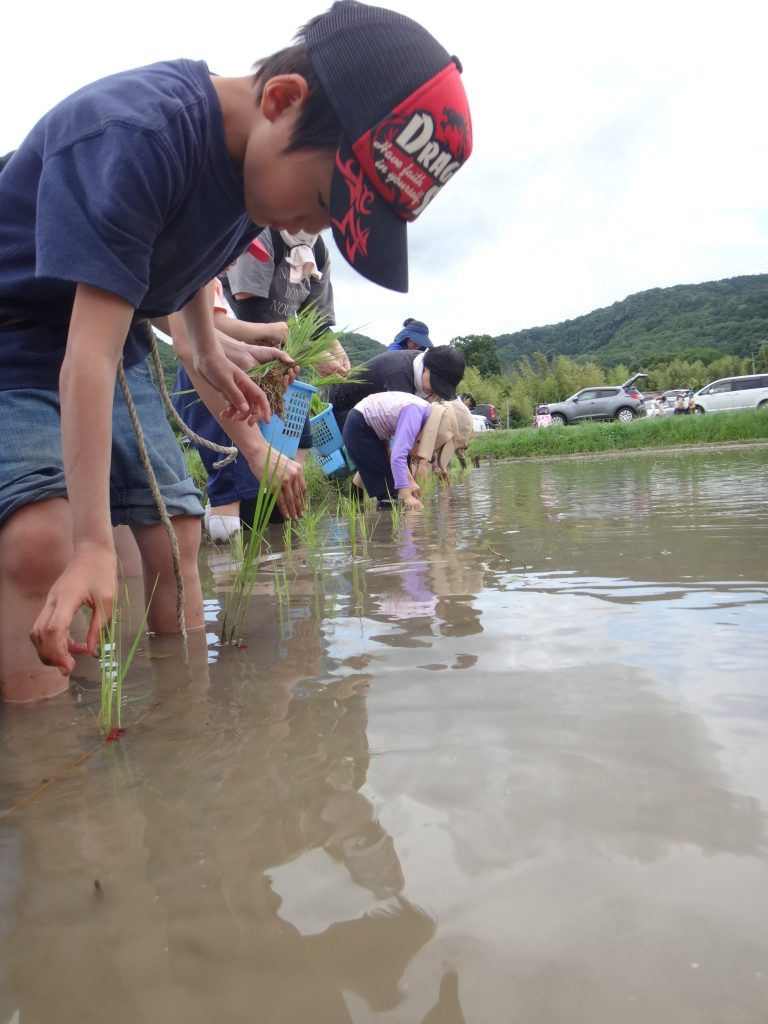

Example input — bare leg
[130,516,204,634]
[0,499,78,702]
[114,525,143,577]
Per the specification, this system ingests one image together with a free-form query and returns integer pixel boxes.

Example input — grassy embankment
[467,409,768,461]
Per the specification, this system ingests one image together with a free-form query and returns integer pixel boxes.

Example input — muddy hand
[30,549,117,675]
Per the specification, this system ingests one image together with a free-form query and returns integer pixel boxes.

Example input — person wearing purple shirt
[342,392,467,510]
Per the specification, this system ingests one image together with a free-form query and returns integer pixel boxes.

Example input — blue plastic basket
[313,447,348,479]
[260,380,316,459]
[312,444,356,480]
[309,404,344,456]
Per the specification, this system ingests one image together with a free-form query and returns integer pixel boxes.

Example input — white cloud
[3,0,767,347]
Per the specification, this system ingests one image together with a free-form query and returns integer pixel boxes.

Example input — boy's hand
[30,545,118,675]
[246,447,307,521]
[316,340,351,378]
[217,339,298,392]
[193,348,271,425]
[257,322,290,347]
[398,484,424,511]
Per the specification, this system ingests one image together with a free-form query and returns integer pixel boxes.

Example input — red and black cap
[306,1,472,292]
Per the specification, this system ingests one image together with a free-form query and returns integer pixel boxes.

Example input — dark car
[547,385,646,425]
[472,403,500,429]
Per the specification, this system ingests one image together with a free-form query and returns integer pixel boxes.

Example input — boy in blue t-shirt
[0,0,473,701]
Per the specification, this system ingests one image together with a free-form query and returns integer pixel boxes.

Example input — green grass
[468,409,768,461]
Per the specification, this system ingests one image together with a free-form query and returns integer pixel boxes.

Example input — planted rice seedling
[293,500,328,560]
[388,500,404,533]
[98,581,156,739]
[220,451,284,645]
[272,558,290,610]
[282,519,294,560]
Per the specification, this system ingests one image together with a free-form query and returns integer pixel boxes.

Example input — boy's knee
[0,504,70,592]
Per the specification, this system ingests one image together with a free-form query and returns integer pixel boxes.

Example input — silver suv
[548,385,646,425]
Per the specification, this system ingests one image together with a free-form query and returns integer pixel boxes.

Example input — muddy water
[1,447,767,1024]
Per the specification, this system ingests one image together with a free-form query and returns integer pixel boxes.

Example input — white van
[693,374,768,414]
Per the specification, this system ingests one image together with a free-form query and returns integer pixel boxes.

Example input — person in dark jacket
[326,345,465,430]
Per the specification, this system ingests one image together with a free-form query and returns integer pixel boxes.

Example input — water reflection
[1,447,767,1022]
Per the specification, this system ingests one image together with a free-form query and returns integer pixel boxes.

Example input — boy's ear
[260,74,310,122]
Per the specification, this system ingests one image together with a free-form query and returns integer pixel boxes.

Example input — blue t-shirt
[0,59,259,390]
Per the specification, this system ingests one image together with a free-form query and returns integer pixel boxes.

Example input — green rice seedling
[350,561,366,618]
[227,522,245,563]
[220,450,284,645]
[272,558,290,609]
[388,499,404,533]
[282,518,294,560]
[247,306,365,415]
[98,580,157,739]
[419,469,439,503]
[341,493,359,558]
[293,500,328,560]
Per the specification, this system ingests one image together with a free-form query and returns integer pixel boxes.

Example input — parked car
[470,413,488,432]
[660,388,689,413]
[692,374,768,414]
[472,403,500,428]
[547,385,646,425]
[622,372,648,396]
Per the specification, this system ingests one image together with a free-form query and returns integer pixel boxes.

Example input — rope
[145,324,238,469]
[117,360,187,643]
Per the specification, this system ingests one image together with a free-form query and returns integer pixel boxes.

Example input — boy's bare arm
[176,286,273,426]
[30,284,133,674]
[213,309,289,348]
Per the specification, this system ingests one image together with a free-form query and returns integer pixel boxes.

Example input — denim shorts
[0,360,203,526]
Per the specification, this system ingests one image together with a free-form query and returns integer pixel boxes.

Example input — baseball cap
[423,345,465,400]
[306,1,472,293]
[393,318,433,349]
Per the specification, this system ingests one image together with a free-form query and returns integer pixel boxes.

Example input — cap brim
[330,141,409,293]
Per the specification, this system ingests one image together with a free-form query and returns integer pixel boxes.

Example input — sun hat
[422,345,465,400]
[393,317,433,349]
[448,397,474,447]
[306,1,472,292]
[411,402,465,471]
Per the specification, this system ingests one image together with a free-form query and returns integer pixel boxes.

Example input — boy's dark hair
[252,42,342,153]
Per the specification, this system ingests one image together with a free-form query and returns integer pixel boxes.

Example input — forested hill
[337,331,385,364]
[495,274,768,370]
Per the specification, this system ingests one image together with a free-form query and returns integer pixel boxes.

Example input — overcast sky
[3,0,766,348]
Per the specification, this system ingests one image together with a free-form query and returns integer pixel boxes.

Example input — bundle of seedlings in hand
[248,305,362,418]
